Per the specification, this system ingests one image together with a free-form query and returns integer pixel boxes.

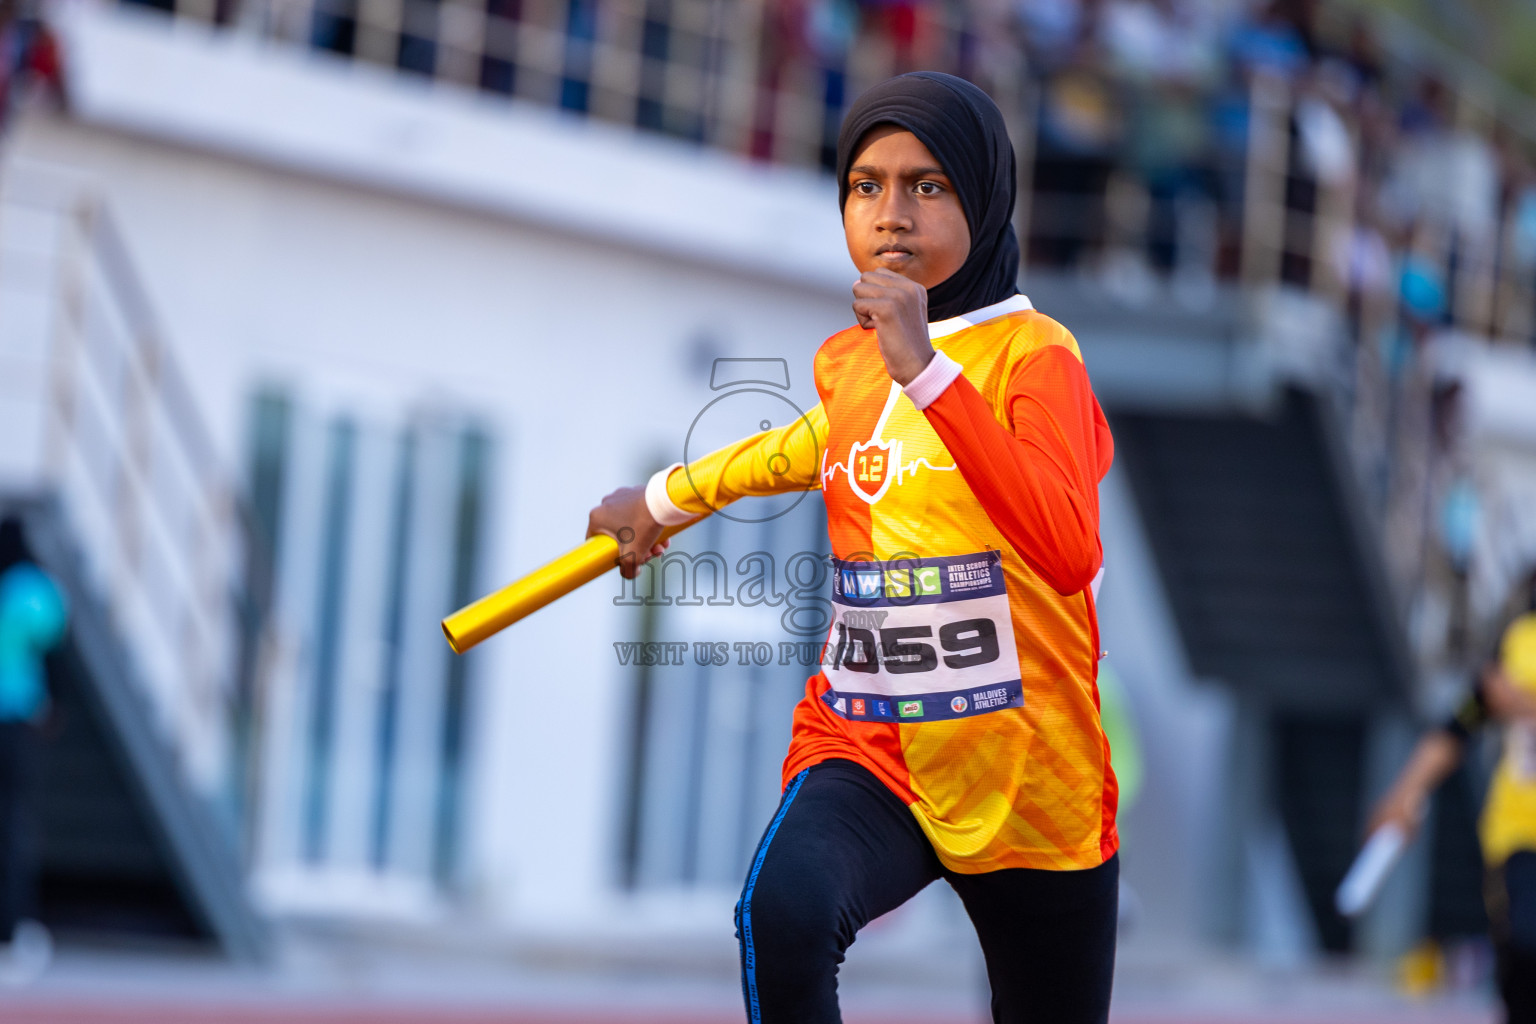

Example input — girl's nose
[875,196,912,231]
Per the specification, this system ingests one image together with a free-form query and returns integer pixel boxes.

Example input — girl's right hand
[587,485,669,580]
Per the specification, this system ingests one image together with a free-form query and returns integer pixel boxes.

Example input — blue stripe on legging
[740,768,810,1023]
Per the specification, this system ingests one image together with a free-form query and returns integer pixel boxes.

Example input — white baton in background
[1334,824,1408,918]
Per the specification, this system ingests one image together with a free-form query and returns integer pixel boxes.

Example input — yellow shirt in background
[1481,613,1536,865]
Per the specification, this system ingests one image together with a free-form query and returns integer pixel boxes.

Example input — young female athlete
[588,72,1119,1024]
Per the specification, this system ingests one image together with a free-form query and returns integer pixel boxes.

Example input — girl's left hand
[853,269,935,386]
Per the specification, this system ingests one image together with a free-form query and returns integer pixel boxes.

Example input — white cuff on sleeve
[645,463,694,526]
[902,351,964,411]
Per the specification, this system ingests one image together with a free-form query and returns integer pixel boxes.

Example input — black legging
[1492,850,1536,1024]
[0,721,40,943]
[736,758,1118,1024]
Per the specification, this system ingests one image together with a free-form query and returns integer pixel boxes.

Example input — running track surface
[0,1003,1497,1024]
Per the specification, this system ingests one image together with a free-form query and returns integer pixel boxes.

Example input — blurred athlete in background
[1370,585,1536,1024]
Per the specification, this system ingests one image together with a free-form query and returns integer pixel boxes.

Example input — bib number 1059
[821,551,1023,722]
[833,618,999,674]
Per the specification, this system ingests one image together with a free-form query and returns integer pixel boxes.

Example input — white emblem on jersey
[821,382,957,505]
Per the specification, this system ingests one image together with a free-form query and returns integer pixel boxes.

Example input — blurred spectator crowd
[106,0,1536,361]
[0,0,61,130]
[743,0,1536,677]
[746,0,1536,333]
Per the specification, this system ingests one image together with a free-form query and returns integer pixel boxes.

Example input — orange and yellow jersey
[646,294,1118,872]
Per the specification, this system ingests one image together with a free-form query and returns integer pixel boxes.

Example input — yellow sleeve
[664,402,827,516]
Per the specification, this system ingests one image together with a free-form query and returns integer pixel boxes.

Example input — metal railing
[121,0,1032,176]
[1229,68,1536,684]
[0,167,270,816]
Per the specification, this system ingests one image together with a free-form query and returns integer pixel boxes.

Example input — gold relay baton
[441,522,696,654]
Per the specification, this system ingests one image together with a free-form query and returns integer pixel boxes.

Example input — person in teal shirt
[0,562,68,723]
[0,516,67,979]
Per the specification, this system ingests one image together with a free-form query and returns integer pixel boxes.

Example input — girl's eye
[915,181,943,196]
[852,180,879,195]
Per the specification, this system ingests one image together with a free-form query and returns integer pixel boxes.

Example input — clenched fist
[852,268,935,386]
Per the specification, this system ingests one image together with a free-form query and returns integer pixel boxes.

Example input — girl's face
[843,126,971,291]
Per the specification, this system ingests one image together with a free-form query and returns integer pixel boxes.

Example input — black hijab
[836,72,1020,322]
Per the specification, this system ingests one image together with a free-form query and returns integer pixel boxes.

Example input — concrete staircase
[0,172,268,958]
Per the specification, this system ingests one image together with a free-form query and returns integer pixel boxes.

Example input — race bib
[820,551,1022,723]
